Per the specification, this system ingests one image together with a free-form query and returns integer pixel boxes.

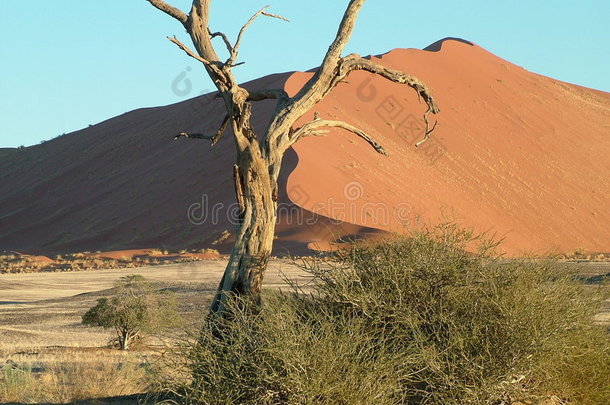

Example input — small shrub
[83,275,183,350]
[198,248,220,255]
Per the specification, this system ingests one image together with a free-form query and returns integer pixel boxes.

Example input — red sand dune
[0,38,608,256]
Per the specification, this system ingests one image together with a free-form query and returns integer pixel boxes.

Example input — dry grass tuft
[0,350,152,403]
[0,249,221,274]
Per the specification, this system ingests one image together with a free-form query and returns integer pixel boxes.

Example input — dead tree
[146,0,439,316]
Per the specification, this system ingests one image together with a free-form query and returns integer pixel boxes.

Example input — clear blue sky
[1,1,608,148]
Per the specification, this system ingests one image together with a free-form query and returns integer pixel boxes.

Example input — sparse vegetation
[164,226,610,404]
[0,249,220,274]
[1,235,608,404]
[82,275,183,350]
[0,363,32,403]
[561,250,610,261]
[0,269,219,404]
[0,352,151,403]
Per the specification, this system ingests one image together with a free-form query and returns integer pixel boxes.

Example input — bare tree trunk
[118,328,138,350]
[119,333,129,351]
[146,0,440,318]
[209,145,279,314]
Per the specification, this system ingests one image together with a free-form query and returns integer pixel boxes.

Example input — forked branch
[209,29,233,55]
[276,0,366,122]
[167,35,228,82]
[273,54,440,151]
[227,6,289,66]
[168,36,214,68]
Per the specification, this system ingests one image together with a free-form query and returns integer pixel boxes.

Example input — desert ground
[0,259,308,403]
[1,259,608,351]
[5,260,607,337]
[0,259,307,346]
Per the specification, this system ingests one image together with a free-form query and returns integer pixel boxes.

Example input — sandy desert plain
[0,258,309,403]
[0,257,608,403]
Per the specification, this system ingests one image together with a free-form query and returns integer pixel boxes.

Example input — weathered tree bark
[146,0,440,317]
[208,141,280,314]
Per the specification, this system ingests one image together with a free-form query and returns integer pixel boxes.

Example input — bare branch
[271,54,440,153]
[247,89,289,102]
[317,0,365,70]
[267,0,367,144]
[167,35,227,81]
[209,29,233,55]
[174,132,211,140]
[337,55,440,147]
[148,0,232,87]
[338,55,440,114]
[415,112,439,147]
[173,114,230,146]
[146,0,188,25]
[228,6,289,66]
[291,117,387,156]
[211,114,231,146]
[261,11,290,22]
[289,1,365,104]
[189,0,224,67]
[167,36,213,67]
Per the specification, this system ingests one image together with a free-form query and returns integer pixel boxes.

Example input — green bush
[166,225,610,404]
[83,274,182,350]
